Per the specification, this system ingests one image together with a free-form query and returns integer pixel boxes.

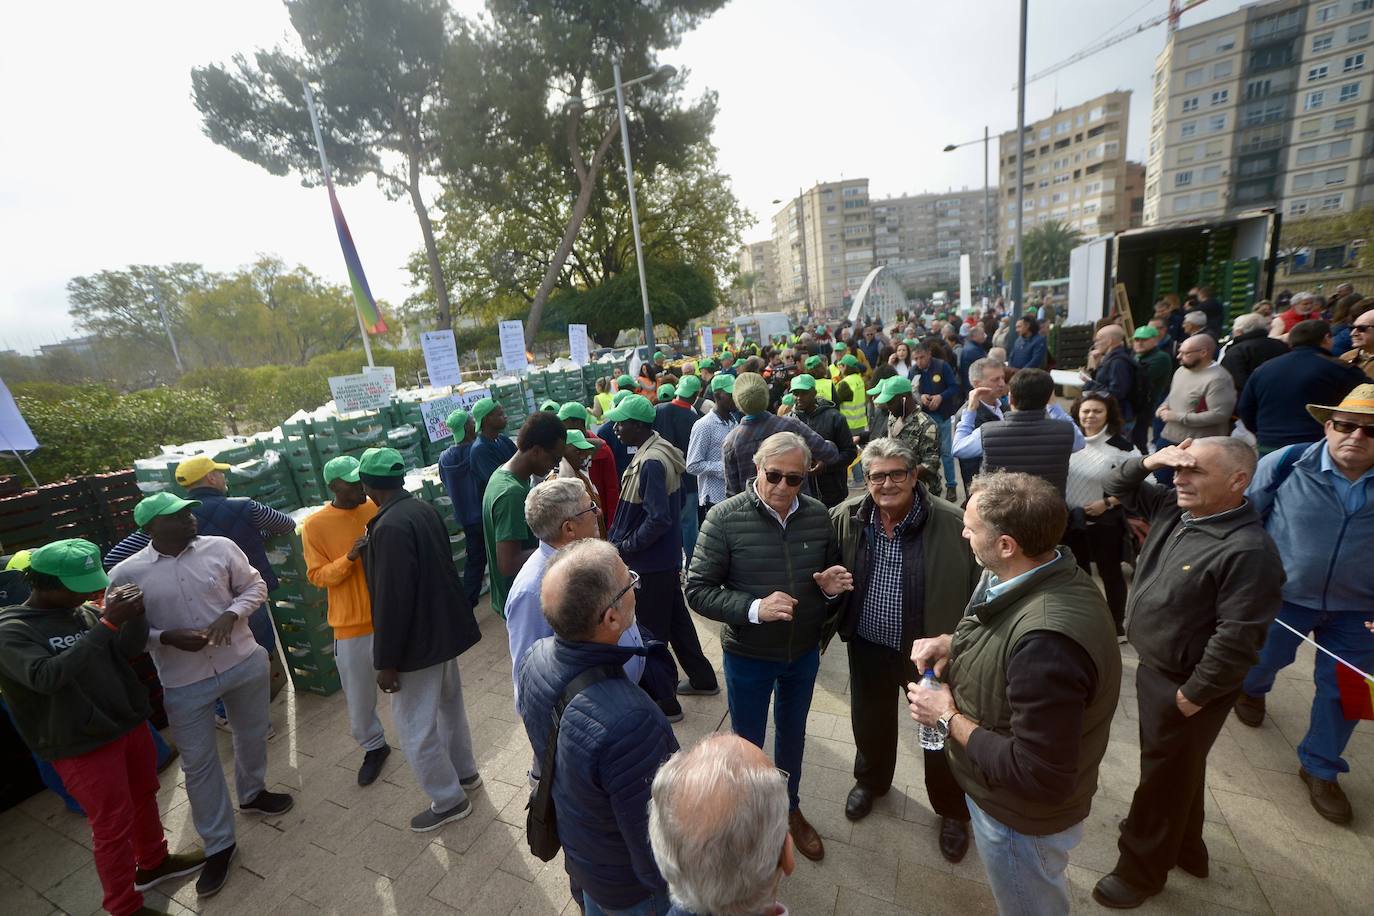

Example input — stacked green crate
[525,369,551,406]
[133,455,186,496]
[1225,259,1260,320]
[547,366,587,405]
[491,378,529,430]
[266,529,341,696]
[224,450,299,511]
[1153,253,1182,307]
[276,437,326,504]
[310,412,392,462]
[582,362,615,403]
[417,478,467,573]
[387,424,424,469]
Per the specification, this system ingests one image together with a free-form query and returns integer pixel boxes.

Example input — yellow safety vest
[839,374,867,430]
[594,392,613,417]
[813,377,834,402]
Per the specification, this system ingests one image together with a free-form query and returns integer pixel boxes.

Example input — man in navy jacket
[913,341,961,501]
[1238,320,1366,454]
[1081,325,1140,427]
[517,539,678,915]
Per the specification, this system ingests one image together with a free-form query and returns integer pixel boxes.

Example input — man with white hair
[1273,290,1319,339]
[1180,311,1209,339]
[1221,311,1288,393]
[649,734,795,916]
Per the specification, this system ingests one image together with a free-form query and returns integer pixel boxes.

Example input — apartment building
[871,187,998,288]
[770,178,873,314]
[729,240,780,316]
[998,90,1143,241]
[1145,0,1374,224]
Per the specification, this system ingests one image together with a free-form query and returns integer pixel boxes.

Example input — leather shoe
[1233,693,1265,727]
[788,809,825,861]
[938,816,969,863]
[844,783,883,821]
[675,678,720,697]
[1092,873,1154,909]
[1300,768,1353,824]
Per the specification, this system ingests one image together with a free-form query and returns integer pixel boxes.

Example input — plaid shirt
[685,410,737,506]
[856,497,926,651]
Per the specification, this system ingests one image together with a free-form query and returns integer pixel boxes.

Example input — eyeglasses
[1330,418,1374,436]
[763,469,805,488]
[1352,325,1374,334]
[599,569,641,622]
[867,468,912,485]
[566,503,600,523]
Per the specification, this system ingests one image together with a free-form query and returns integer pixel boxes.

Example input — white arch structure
[846,265,910,324]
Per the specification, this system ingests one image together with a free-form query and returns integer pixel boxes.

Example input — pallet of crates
[311,410,392,465]
[225,450,300,512]
[87,470,141,549]
[386,423,424,469]
[266,528,342,697]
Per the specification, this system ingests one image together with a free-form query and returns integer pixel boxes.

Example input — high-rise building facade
[770,178,874,315]
[1145,0,1374,225]
[871,187,998,289]
[999,90,1143,240]
[729,240,780,316]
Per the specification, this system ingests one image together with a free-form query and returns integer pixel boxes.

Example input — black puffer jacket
[793,398,859,507]
[686,484,841,662]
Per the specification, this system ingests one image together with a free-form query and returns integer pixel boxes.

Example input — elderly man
[952,368,1084,495]
[109,493,290,898]
[788,373,857,507]
[687,432,854,863]
[359,447,484,833]
[1238,319,1366,455]
[1222,312,1289,394]
[830,438,980,862]
[1273,290,1319,338]
[952,357,1009,492]
[868,376,944,493]
[1233,384,1374,824]
[1180,310,1209,340]
[685,375,738,523]
[1154,334,1234,485]
[1341,304,1374,378]
[1092,438,1283,908]
[607,394,719,697]
[517,539,679,916]
[907,472,1121,915]
[721,373,839,499]
[650,734,795,916]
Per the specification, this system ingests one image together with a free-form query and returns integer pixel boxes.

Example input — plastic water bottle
[917,670,945,751]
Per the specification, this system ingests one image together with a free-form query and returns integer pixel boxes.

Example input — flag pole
[302,78,375,369]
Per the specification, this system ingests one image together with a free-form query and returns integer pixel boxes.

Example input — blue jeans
[462,523,487,609]
[966,796,1083,916]
[722,648,821,810]
[583,889,671,916]
[679,494,700,565]
[1242,602,1374,781]
[932,413,956,490]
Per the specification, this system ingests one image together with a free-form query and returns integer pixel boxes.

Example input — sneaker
[195,844,236,897]
[358,745,391,787]
[459,772,483,792]
[133,849,206,891]
[240,789,294,817]
[410,798,471,833]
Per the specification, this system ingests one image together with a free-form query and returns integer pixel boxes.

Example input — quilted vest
[188,489,278,592]
[979,410,1076,495]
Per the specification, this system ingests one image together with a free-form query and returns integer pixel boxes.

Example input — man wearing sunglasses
[1232,384,1374,827]
[687,432,854,863]
[1340,305,1374,379]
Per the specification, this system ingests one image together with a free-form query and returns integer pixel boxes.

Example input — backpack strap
[534,663,624,798]
[1265,443,1306,495]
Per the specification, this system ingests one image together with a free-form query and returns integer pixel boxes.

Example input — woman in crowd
[889,340,915,379]
[1065,392,1137,640]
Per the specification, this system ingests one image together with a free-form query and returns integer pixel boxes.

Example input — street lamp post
[942,128,994,301]
[1013,0,1029,313]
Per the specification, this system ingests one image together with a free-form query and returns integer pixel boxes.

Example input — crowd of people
[0,282,1371,916]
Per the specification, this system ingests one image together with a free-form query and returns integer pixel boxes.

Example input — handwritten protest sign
[329,373,391,412]
[417,388,492,443]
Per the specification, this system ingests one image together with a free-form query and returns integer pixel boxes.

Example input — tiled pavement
[1,598,1371,916]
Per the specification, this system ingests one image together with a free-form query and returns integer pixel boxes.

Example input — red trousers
[52,727,169,916]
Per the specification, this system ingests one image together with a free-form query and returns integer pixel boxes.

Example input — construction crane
[1020,0,1211,88]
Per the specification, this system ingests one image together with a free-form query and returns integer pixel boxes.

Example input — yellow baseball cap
[175,455,230,486]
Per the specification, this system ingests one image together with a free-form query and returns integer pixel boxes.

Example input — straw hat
[1307,383,1374,424]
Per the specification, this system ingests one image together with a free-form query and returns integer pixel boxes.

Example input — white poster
[419,330,462,387]
[329,373,392,412]
[959,254,972,316]
[568,324,590,366]
[498,320,529,375]
[699,326,713,355]
[362,365,396,396]
[417,387,492,443]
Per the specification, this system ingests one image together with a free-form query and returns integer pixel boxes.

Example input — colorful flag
[1337,663,1374,721]
[327,177,387,335]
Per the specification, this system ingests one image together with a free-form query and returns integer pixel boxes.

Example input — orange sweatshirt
[300,501,378,640]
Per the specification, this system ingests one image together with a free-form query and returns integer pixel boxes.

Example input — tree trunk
[524,117,620,348]
[407,154,452,330]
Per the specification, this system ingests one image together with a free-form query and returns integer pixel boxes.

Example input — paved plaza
[1,597,1371,916]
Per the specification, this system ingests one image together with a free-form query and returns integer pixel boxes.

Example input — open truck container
[1067,209,1282,331]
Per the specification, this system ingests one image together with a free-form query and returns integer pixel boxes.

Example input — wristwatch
[936,710,958,739]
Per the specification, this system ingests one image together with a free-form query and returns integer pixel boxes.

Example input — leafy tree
[66,263,208,382]
[548,258,717,346]
[191,0,458,326]
[1015,219,1083,284]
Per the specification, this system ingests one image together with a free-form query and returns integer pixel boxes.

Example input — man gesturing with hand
[687,432,851,863]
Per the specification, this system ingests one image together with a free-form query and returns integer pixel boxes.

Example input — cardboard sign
[568,324,590,366]
[328,373,391,412]
[699,326,713,355]
[420,330,462,387]
[362,365,396,396]
[498,320,528,375]
[418,388,492,443]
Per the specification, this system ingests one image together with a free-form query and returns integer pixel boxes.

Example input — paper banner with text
[498,320,529,375]
[420,330,463,387]
[362,365,396,396]
[699,326,713,356]
[418,388,492,443]
[568,324,590,366]
[329,373,392,412]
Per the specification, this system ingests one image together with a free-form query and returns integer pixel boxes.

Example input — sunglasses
[763,469,805,488]
[867,469,912,485]
[599,569,641,622]
[1352,325,1374,334]
[1330,418,1374,435]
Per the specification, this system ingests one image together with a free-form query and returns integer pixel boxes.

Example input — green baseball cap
[709,374,735,393]
[676,374,702,398]
[871,376,914,404]
[612,389,634,406]
[616,374,637,389]
[834,341,847,351]
[782,393,796,407]
[902,338,918,348]
[605,393,656,423]
[134,492,201,529]
[658,383,676,402]
[653,351,665,361]
[557,401,590,422]
[565,429,596,451]
[445,409,470,436]
[1132,325,1160,340]
[790,374,816,392]
[539,399,560,413]
[804,355,825,370]
[322,455,362,486]
[698,357,717,370]
[358,447,406,478]
[840,354,860,368]
[29,538,109,594]
[471,397,498,427]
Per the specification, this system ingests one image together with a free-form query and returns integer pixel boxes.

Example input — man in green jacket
[829,437,980,863]
[908,471,1121,916]
[686,431,853,864]
[0,539,205,916]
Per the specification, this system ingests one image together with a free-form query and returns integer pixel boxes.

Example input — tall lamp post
[1012,0,1029,313]
[573,63,677,356]
[943,126,994,300]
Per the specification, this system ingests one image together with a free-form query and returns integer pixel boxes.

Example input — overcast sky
[0,0,1248,353]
